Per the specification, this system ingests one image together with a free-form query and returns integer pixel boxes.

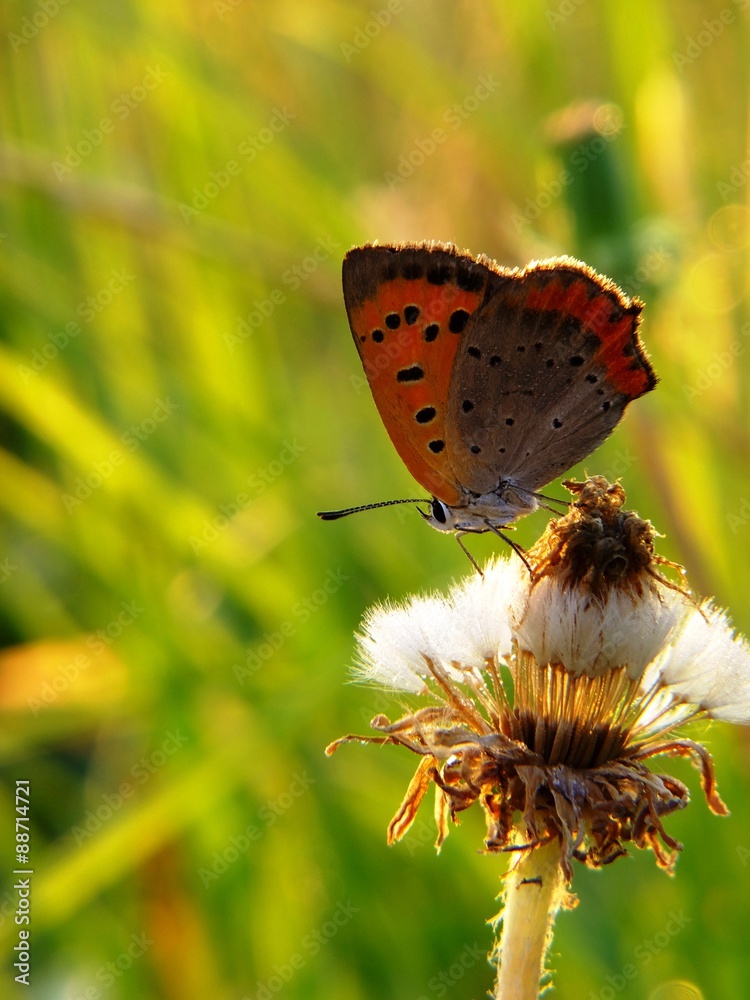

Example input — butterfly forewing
[342,243,501,504]
[445,258,656,494]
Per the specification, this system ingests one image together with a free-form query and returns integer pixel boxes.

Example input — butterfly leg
[531,490,570,515]
[455,533,484,577]
[484,522,533,574]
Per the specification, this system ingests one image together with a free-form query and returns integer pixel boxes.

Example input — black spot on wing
[450,309,470,333]
[397,365,424,382]
[456,266,484,293]
[403,262,423,280]
[415,406,436,424]
[427,265,451,285]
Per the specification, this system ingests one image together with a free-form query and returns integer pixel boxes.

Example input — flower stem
[493,838,567,1000]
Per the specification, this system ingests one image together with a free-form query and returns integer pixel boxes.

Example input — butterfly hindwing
[342,242,502,504]
[445,257,656,493]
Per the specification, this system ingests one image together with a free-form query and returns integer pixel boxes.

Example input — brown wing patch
[445,257,657,494]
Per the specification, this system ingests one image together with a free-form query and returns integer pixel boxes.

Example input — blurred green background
[1,1,749,998]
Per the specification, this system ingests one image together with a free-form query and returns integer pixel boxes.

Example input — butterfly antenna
[317,498,426,520]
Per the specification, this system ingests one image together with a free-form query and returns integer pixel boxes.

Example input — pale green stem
[493,838,567,1000]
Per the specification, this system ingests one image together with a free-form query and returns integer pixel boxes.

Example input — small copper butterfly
[319,241,656,544]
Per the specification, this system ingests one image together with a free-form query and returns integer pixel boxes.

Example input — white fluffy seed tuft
[354,561,520,692]
[656,602,750,723]
[353,555,750,728]
[446,556,518,662]
[510,573,689,679]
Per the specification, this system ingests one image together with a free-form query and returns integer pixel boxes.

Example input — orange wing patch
[350,276,485,504]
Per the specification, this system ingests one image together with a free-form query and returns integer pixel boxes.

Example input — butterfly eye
[431,499,448,524]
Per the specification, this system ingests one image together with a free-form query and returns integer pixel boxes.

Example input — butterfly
[319,241,656,552]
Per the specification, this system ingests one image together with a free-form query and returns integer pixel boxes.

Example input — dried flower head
[327,477,750,879]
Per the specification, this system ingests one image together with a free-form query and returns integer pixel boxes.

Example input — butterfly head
[417,498,456,533]
[419,485,540,535]
[417,497,500,535]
